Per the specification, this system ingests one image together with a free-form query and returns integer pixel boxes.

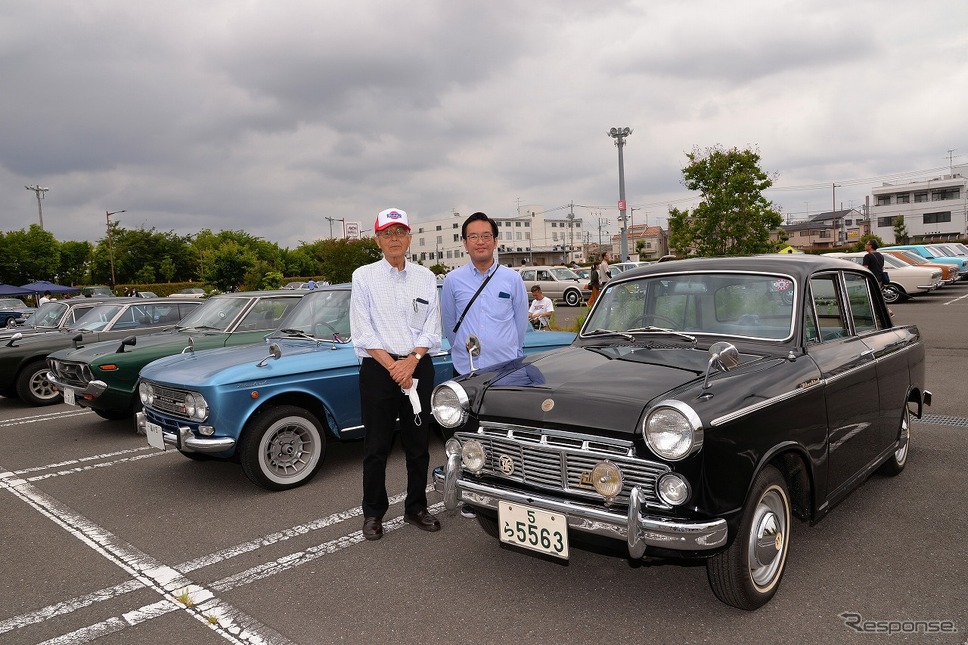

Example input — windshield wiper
[584,328,634,341]
[279,328,317,339]
[183,325,222,331]
[626,326,697,343]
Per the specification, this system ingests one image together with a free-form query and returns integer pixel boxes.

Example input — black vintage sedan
[431,255,930,610]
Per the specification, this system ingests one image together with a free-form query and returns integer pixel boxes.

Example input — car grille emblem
[541,398,555,412]
[499,454,515,475]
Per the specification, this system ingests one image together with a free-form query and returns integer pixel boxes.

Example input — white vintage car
[825,252,942,303]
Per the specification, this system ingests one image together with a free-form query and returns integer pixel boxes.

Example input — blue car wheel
[239,405,327,491]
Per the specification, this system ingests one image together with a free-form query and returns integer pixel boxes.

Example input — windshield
[28,302,68,327]
[550,268,580,281]
[0,299,28,310]
[175,297,250,331]
[72,304,124,331]
[273,289,352,341]
[584,272,796,341]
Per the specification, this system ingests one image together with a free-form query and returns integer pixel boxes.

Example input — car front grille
[145,382,192,420]
[457,423,671,508]
[48,360,89,388]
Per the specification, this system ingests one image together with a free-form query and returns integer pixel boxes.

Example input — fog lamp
[198,425,215,436]
[591,461,623,500]
[657,473,690,506]
[461,439,486,473]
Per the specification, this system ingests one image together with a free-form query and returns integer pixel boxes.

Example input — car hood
[48,329,224,364]
[140,339,359,387]
[468,342,768,437]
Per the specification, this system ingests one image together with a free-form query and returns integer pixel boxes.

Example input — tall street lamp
[325,216,345,239]
[608,127,632,260]
[106,210,125,287]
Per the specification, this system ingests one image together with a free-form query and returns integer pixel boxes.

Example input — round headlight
[643,400,703,461]
[139,381,154,406]
[461,439,486,473]
[184,393,208,420]
[590,461,623,500]
[657,473,690,506]
[431,382,469,428]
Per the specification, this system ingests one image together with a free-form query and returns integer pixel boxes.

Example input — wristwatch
[409,351,424,360]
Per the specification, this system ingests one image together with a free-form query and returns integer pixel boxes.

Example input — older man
[350,207,442,541]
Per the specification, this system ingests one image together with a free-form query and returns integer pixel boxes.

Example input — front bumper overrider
[136,411,235,453]
[433,454,728,558]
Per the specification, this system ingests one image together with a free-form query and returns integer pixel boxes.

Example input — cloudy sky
[2,1,966,249]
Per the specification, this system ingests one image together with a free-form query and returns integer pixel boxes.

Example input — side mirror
[257,343,282,367]
[702,341,739,390]
[5,332,23,347]
[466,334,481,372]
[116,335,137,353]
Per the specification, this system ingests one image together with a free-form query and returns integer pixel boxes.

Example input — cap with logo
[375,208,410,232]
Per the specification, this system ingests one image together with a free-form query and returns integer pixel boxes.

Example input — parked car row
[825,241,968,303]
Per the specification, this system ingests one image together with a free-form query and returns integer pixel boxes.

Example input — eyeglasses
[465,233,495,241]
[378,228,411,239]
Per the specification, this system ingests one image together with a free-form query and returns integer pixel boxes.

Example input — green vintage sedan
[46,290,306,419]
[1,298,201,405]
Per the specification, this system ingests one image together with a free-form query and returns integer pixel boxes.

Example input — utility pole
[25,185,49,230]
[566,201,576,264]
[597,216,610,247]
[106,210,126,287]
[608,127,632,260]
[325,216,345,239]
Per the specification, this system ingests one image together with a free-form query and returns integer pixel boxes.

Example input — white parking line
[0,408,92,428]
[942,291,968,305]
[0,474,296,643]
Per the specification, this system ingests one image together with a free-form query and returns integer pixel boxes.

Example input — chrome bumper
[433,455,728,558]
[135,411,236,453]
[47,371,106,399]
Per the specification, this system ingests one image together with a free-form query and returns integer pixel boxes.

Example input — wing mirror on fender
[702,341,739,390]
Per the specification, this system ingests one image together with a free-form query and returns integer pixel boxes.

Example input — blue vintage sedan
[136,285,575,490]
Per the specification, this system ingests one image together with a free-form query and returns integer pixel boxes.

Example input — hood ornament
[541,398,555,412]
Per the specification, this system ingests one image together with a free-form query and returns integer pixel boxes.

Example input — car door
[804,271,881,501]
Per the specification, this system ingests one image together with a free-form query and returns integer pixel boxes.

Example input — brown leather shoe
[403,509,441,532]
[362,516,383,541]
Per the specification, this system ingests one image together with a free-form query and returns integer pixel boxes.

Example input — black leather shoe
[362,516,384,541]
[404,509,441,532]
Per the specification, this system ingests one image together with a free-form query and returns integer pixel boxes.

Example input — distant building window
[914,192,928,203]
[819,231,830,238]
[876,195,891,206]
[896,194,910,204]
[418,237,424,247]
[552,232,558,241]
[877,216,894,227]
[844,219,853,226]
[435,225,442,231]
[923,211,952,224]
[932,188,960,201]
[551,222,557,228]
[515,221,521,227]
[516,232,523,240]
[799,230,810,237]
[453,234,460,242]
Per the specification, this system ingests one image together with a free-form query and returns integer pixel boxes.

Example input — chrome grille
[146,382,192,419]
[458,423,671,508]
[48,360,89,388]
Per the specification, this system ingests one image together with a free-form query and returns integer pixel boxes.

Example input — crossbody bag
[452,269,497,333]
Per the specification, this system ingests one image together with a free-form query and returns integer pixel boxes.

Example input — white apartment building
[408,205,586,270]
[870,164,968,243]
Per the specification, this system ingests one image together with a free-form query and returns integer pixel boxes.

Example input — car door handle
[860,349,875,359]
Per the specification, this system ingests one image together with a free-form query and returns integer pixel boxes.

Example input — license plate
[498,502,569,559]
[145,421,167,451]
[63,388,76,406]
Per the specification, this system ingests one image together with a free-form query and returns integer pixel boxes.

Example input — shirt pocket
[407,297,431,332]
[485,292,514,324]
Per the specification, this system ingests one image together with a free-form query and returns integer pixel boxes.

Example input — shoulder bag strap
[452,268,497,334]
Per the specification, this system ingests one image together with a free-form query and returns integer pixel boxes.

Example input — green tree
[316,238,381,283]
[204,242,256,292]
[893,216,909,244]
[2,225,62,284]
[667,146,783,257]
[159,257,177,282]
[59,241,94,286]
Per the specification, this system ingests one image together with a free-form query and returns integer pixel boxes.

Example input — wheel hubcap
[265,426,313,474]
[748,488,788,588]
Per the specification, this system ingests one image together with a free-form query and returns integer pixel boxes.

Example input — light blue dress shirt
[441,261,528,375]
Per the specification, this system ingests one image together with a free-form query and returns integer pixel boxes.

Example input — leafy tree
[204,242,256,292]
[854,234,885,252]
[2,225,62,284]
[893,216,909,244]
[317,238,381,284]
[59,241,93,285]
[261,270,285,290]
[667,146,783,257]
[430,263,448,275]
[158,257,177,282]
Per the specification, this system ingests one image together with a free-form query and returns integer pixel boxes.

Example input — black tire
[877,403,911,476]
[238,405,326,491]
[476,511,500,538]
[706,465,791,610]
[15,360,60,406]
[563,289,582,307]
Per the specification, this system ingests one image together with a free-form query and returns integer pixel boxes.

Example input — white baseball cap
[374,208,410,232]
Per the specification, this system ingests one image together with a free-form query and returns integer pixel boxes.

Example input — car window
[238,297,300,332]
[520,270,535,281]
[537,270,553,281]
[177,297,250,331]
[844,272,878,333]
[276,290,352,339]
[551,268,579,280]
[808,274,849,341]
[72,304,124,331]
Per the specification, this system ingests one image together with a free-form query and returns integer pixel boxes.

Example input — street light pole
[608,127,632,260]
[325,216,345,239]
[25,185,49,230]
[106,210,126,288]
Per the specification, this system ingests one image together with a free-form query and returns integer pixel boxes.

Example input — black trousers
[359,355,435,519]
